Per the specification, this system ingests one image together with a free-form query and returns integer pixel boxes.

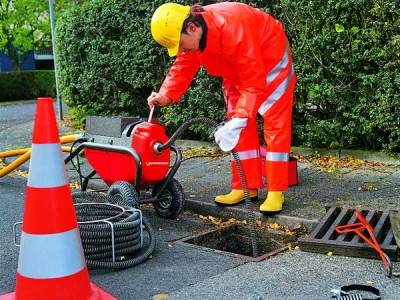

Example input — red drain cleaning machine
[66,115,185,219]
[66,114,299,220]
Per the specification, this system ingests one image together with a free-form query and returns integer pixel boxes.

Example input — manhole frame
[176,224,292,262]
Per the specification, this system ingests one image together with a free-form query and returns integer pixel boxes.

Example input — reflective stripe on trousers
[230,148,262,190]
[230,149,260,161]
[266,44,289,84]
[265,152,289,162]
[258,64,295,116]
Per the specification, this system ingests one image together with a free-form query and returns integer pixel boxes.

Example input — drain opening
[178,224,297,261]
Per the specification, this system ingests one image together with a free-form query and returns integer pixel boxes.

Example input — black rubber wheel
[152,178,185,219]
[107,181,139,208]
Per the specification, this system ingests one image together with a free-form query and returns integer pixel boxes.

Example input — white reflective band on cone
[17,228,86,279]
[266,152,289,162]
[231,149,260,161]
[258,65,295,116]
[266,46,289,84]
[28,143,68,188]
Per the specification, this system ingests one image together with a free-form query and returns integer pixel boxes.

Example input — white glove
[213,118,248,152]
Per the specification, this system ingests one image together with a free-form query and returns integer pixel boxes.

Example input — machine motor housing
[84,116,170,187]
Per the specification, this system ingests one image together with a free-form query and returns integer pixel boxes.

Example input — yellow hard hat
[151,3,190,57]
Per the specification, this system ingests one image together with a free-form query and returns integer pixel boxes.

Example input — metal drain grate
[299,206,399,261]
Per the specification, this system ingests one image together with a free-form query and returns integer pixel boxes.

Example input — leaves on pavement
[184,211,309,237]
[296,154,391,174]
[182,146,223,161]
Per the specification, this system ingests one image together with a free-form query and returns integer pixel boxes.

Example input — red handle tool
[335,210,393,277]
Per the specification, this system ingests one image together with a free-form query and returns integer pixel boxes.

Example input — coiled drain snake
[72,191,155,269]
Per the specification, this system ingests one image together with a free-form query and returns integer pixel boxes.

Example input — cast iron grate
[299,206,399,261]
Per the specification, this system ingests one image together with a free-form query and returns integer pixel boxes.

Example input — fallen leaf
[69,182,80,189]
[327,251,333,256]
[271,223,280,229]
[152,294,169,300]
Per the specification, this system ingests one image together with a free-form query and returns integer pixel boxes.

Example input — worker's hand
[213,118,248,152]
[147,92,172,109]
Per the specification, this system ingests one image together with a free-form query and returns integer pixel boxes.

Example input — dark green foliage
[56,0,222,139]
[56,0,170,119]
[272,0,400,151]
[161,69,225,139]
[0,70,55,101]
[56,0,400,151]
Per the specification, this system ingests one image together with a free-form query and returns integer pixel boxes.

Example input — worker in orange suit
[147,2,296,214]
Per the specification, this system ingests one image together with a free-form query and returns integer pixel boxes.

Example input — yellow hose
[0,148,30,158]
[0,135,77,177]
[60,135,77,144]
[0,150,31,177]
[61,146,72,152]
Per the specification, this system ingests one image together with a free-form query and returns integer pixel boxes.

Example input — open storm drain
[177,224,297,262]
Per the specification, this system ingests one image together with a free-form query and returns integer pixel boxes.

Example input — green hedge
[270,0,400,152]
[0,70,56,101]
[56,0,400,151]
[56,0,167,121]
[56,0,226,137]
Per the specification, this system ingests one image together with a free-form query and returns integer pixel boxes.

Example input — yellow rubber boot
[259,191,284,213]
[215,189,258,206]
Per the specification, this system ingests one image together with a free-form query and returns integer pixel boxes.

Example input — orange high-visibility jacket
[159,2,287,118]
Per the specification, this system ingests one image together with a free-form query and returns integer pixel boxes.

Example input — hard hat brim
[167,43,179,57]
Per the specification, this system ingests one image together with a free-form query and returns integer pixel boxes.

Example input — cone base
[90,282,117,300]
[0,282,116,300]
[0,292,15,300]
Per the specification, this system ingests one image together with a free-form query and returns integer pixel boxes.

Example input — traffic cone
[1,98,116,300]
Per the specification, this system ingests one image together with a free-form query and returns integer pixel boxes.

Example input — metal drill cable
[332,295,363,300]
[232,151,259,257]
[157,117,259,258]
[157,117,219,151]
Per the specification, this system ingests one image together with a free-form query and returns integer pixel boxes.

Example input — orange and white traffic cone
[1,98,116,300]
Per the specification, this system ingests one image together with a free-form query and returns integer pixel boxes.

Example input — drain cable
[72,191,156,269]
[157,117,259,257]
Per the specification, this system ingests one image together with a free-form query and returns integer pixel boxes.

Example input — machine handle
[148,106,155,123]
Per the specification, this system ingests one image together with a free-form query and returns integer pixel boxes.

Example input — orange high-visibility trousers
[226,38,296,192]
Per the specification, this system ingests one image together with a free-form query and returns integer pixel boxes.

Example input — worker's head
[151,3,204,57]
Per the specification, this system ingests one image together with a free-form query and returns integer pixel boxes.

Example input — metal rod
[49,0,63,120]
[148,106,155,123]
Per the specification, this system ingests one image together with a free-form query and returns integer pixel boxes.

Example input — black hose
[158,117,259,257]
[72,191,156,269]
[232,152,259,257]
[157,117,219,151]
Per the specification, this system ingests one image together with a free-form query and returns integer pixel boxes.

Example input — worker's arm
[159,51,201,103]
